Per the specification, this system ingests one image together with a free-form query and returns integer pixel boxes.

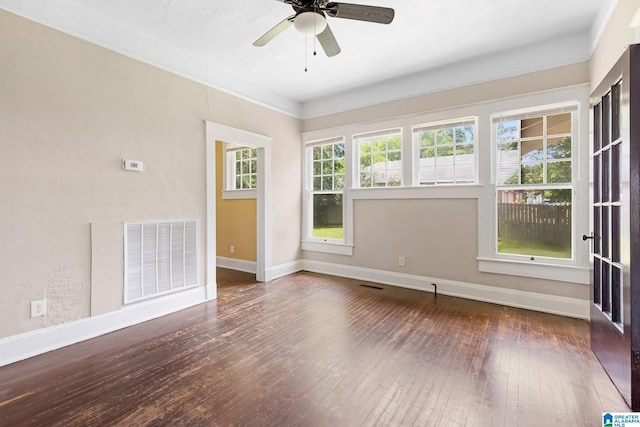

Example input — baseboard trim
[216,256,257,274]
[269,260,304,280]
[302,260,589,319]
[0,286,206,368]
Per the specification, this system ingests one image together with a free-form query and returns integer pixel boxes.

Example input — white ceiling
[0,0,617,118]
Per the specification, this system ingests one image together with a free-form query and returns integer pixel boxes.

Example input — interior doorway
[205,122,273,300]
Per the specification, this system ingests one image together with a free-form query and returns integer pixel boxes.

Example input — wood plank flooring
[0,269,630,426]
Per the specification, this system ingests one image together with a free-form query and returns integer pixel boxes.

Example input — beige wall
[304,197,587,300]
[590,0,640,92]
[0,9,301,338]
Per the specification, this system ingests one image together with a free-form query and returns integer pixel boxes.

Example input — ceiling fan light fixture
[294,11,327,36]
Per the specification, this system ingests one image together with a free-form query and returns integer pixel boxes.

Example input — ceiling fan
[253,0,395,57]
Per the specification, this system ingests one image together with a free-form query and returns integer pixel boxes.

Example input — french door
[589,44,640,410]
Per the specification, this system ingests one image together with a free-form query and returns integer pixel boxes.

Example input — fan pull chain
[304,35,308,72]
[313,5,318,56]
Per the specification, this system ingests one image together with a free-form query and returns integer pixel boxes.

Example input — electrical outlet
[398,256,406,267]
[31,299,46,318]
[230,245,235,254]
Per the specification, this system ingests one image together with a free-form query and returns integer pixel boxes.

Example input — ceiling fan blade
[253,16,295,47]
[316,24,341,57]
[324,2,394,24]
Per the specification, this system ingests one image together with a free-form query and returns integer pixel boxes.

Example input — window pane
[334,175,345,190]
[497,142,519,184]
[521,163,543,184]
[313,146,321,160]
[420,130,435,147]
[322,160,332,175]
[419,167,436,185]
[521,139,543,162]
[360,172,372,187]
[235,176,242,189]
[334,159,345,174]
[547,113,571,135]
[497,189,572,259]
[436,128,453,145]
[387,135,402,150]
[321,145,333,159]
[313,161,321,175]
[372,138,386,152]
[313,194,343,240]
[547,137,571,159]
[250,159,257,174]
[313,177,321,191]
[322,176,333,191]
[547,161,571,183]
[521,117,543,138]
[421,147,435,158]
[360,140,372,154]
[497,120,518,142]
[456,143,474,155]
[242,160,249,174]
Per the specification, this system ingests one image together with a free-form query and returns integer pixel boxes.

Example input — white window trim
[478,93,591,284]
[302,137,351,254]
[222,189,257,200]
[222,143,258,199]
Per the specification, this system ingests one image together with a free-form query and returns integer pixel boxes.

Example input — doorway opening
[205,122,272,300]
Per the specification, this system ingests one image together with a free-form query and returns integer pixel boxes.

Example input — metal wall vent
[124,220,197,303]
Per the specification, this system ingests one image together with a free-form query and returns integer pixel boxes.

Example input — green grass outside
[313,225,343,240]
[498,239,571,259]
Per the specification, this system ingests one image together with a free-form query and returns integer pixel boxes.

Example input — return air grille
[124,220,198,303]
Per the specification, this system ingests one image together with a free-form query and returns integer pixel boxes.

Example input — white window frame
[222,143,257,200]
[412,117,478,185]
[301,137,353,255]
[478,98,590,284]
[355,128,403,188]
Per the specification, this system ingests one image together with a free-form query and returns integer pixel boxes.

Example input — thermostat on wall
[122,159,144,172]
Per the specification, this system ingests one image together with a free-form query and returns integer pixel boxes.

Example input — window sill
[349,184,483,200]
[222,189,257,200]
[477,257,589,284]
[301,240,353,256]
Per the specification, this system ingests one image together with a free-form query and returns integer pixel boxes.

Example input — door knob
[582,233,594,241]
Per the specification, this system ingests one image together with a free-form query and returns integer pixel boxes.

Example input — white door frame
[205,121,273,300]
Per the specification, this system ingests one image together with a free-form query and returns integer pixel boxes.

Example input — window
[413,118,477,184]
[229,147,257,190]
[355,129,402,187]
[308,138,345,240]
[494,107,575,260]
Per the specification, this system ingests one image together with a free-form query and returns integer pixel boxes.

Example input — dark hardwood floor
[0,269,630,426]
